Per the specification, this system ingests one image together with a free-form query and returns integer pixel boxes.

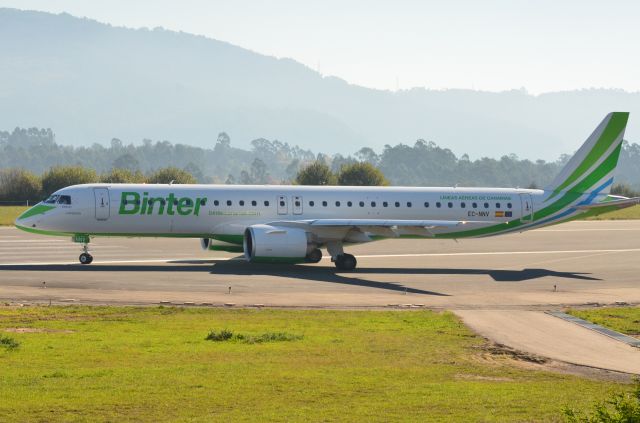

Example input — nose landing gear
[79,243,93,264]
[73,234,93,264]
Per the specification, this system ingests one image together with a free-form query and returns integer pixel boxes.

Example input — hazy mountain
[1,8,639,160]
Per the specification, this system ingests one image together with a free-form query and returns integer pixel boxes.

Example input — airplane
[14,112,639,270]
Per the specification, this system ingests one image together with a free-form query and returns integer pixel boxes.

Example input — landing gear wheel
[334,253,357,271]
[79,253,93,265]
[306,248,323,263]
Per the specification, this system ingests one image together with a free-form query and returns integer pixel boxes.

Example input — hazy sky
[2,0,639,93]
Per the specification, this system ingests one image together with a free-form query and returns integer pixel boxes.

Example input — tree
[0,168,42,203]
[239,158,269,184]
[611,182,640,198]
[337,162,388,186]
[295,161,336,185]
[112,153,140,171]
[101,168,147,183]
[41,166,98,196]
[146,167,196,184]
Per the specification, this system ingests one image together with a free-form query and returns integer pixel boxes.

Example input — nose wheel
[78,242,93,264]
[79,252,93,264]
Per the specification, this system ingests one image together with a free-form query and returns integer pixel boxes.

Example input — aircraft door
[277,195,288,215]
[94,188,110,220]
[292,195,303,215]
[520,193,533,223]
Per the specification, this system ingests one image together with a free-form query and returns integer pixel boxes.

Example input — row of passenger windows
[211,199,513,209]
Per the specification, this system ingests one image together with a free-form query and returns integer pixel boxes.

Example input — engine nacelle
[200,238,244,253]
[243,224,312,263]
[200,238,211,250]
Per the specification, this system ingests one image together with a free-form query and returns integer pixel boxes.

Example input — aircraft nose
[14,204,55,228]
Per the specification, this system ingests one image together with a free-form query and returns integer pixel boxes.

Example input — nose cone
[14,203,56,229]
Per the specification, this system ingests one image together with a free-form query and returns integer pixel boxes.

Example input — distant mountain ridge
[0,8,639,160]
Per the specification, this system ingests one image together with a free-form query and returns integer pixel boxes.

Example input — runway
[2,220,640,374]
[1,220,639,309]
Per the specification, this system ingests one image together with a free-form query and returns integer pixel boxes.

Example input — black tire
[334,253,357,271]
[306,248,322,263]
[79,253,93,265]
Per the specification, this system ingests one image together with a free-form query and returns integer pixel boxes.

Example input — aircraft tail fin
[545,112,629,201]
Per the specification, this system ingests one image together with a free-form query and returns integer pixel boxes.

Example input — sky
[1,0,639,93]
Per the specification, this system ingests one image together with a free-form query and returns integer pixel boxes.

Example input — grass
[0,206,27,226]
[0,306,629,422]
[567,306,640,337]
[584,205,640,220]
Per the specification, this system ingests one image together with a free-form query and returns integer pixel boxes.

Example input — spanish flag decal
[495,211,505,217]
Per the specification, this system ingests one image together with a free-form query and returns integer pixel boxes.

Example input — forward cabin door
[520,193,533,223]
[277,195,288,215]
[94,188,110,221]
[292,195,303,215]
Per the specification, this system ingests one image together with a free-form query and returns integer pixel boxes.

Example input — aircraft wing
[576,197,640,211]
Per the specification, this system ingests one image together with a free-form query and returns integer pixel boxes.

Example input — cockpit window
[57,195,72,205]
[44,195,59,204]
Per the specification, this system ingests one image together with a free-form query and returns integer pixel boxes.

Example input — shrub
[41,166,98,196]
[0,168,42,203]
[295,161,336,185]
[147,167,197,184]
[205,329,234,342]
[101,168,147,183]
[205,330,303,344]
[337,162,389,186]
[0,335,20,350]
[563,379,640,422]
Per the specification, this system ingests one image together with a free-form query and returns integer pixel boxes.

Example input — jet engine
[243,224,313,263]
[200,238,244,253]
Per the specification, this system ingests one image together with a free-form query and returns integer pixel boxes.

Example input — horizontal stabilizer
[576,197,640,210]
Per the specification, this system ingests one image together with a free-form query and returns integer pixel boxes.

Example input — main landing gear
[326,241,357,271]
[334,253,357,271]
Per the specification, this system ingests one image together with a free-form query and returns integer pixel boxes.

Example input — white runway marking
[0,248,638,266]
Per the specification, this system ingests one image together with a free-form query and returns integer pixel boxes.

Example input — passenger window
[200,199,207,206]
[395,201,400,207]
[507,202,512,209]
[57,195,72,205]
[424,202,429,208]
[407,202,412,208]
[484,202,489,208]
[251,200,257,206]
[279,200,285,207]
[472,202,477,208]
[309,201,315,207]
[335,201,340,207]
[264,200,270,206]
[496,203,501,209]
[347,201,352,207]
[214,200,219,206]
[173,200,178,206]
[447,202,453,208]
[359,201,365,207]
[295,200,301,207]
[227,200,232,206]
[436,202,441,208]
[461,202,466,208]
[239,200,245,206]
[322,201,327,207]
[383,202,388,207]
[371,201,376,207]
